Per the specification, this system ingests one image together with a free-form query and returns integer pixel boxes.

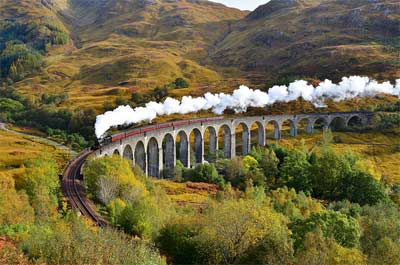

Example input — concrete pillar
[178,132,189,168]
[223,127,232,158]
[242,126,250,155]
[134,142,147,175]
[165,137,176,169]
[158,147,163,179]
[194,130,203,164]
[306,122,314,134]
[186,140,191,169]
[230,133,236,158]
[209,128,218,155]
[274,126,281,140]
[147,138,159,178]
[290,125,298,137]
[258,124,266,146]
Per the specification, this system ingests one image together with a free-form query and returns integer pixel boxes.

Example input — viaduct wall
[94,112,373,178]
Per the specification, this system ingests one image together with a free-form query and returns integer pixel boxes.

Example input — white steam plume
[95,76,400,138]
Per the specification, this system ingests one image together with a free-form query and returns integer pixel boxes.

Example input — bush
[184,163,223,185]
[172,78,189,89]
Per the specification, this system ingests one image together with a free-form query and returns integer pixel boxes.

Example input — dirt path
[0,122,76,156]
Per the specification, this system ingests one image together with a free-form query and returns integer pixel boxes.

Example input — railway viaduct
[94,112,373,178]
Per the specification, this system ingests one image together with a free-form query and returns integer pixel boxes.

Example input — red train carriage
[100,116,224,146]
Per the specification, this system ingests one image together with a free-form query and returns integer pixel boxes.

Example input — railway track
[62,150,108,227]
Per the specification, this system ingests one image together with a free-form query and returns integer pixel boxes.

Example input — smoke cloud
[95,76,400,138]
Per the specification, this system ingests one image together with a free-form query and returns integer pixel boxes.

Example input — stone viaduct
[94,112,372,178]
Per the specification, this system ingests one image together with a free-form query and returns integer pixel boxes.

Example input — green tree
[157,219,200,264]
[280,149,312,193]
[292,210,361,250]
[270,187,323,221]
[221,157,247,187]
[310,148,352,200]
[118,197,161,239]
[250,146,280,186]
[152,86,169,102]
[359,202,400,261]
[172,78,189,89]
[188,163,222,185]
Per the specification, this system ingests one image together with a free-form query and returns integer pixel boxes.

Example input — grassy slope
[213,0,400,83]
[0,128,70,180]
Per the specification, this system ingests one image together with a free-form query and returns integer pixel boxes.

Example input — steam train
[97,116,225,147]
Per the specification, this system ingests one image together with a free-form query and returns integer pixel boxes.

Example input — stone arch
[266,120,281,140]
[297,118,313,134]
[347,115,363,127]
[329,116,347,131]
[123,145,133,161]
[134,141,146,174]
[113,149,120,156]
[218,124,232,158]
[162,133,175,178]
[176,131,189,167]
[250,121,265,147]
[312,117,329,132]
[204,126,218,162]
[190,128,203,165]
[147,137,160,178]
[235,122,250,156]
[281,119,297,137]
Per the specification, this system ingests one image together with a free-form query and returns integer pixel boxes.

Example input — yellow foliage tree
[0,175,34,225]
[295,230,366,265]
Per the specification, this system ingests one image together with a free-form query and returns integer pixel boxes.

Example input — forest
[1,123,399,264]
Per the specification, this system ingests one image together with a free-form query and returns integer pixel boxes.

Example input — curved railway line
[62,150,108,227]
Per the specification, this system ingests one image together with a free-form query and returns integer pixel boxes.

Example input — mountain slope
[212,0,400,82]
[1,0,399,111]
[7,0,247,109]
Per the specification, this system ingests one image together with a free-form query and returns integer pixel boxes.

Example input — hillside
[212,0,400,82]
[0,0,399,111]
[3,0,246,109]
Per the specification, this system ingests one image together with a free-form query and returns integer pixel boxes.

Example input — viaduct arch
[96,112,372,178]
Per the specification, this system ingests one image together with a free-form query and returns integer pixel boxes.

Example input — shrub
[19,217,166,265]
[172,78,189,89]
[17,155,59,219]
[184,163,224,185]
[0,176,34,226]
